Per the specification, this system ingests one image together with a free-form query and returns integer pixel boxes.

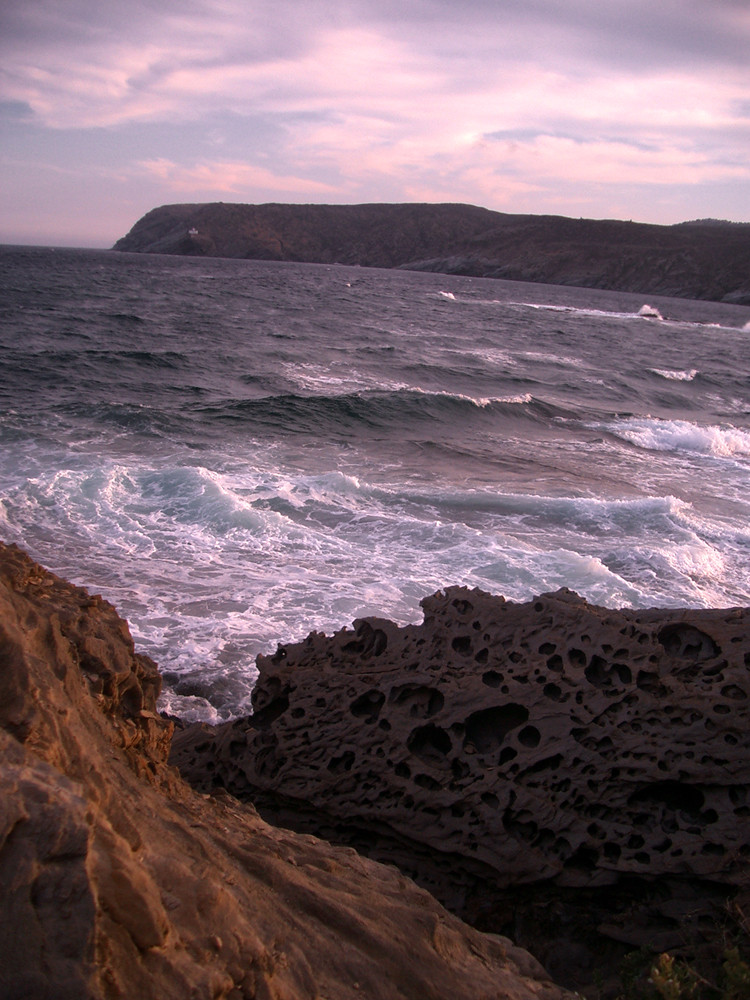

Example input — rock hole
[119,681,143,717]
[584,655,612,687]
[502,809,538,841]
[389,684,444,718]
[518,725,541,748]
[407,723,453,764]
[414,773,442,790]
[658,623,719,661]
[519,753,562,776]
[628,780,705,816]
[451,635,473,655]
[451,758,470,780]
[350,689,386,723]
[636,670,667,695]
[565,845,598,871]
[327,751,355,774]
[482,670,503,687]
[464,703,529,753]
[614,662,632,684]
[342,622,388,657]
[452,598,473,614]
[720,684,747,701]
[251,691,290,728]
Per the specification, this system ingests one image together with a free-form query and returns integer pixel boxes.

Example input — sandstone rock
[171,586,750,984]
[0,543,572,1000]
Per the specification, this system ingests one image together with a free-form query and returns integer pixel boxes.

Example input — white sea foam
[508,300,665,323]
[5,450,749,722]
[4,249,750,723]
[600,417,750,457]
[649,367,698,381]
[468,347,514,368]
[516,350,579,367]
[497,392,533,404]
[638,304,664,319]
[410,386,514,408]
[286,363,409,394]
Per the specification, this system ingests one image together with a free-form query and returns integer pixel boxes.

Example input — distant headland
[113,202,750,304]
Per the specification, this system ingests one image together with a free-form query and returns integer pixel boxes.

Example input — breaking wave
[602,417,750,457]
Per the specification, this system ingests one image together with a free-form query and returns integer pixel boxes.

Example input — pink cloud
[138,158,339,196]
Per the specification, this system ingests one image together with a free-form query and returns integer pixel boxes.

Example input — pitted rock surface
[1,544,572,1000]
[172,585,750,974]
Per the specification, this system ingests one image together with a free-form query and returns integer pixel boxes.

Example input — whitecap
[600,417,750,457]
[649,367,698,381]
[638,304,664,319]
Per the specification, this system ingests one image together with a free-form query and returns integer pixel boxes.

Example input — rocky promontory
[113,203,750,303]
[0,542,572,1000]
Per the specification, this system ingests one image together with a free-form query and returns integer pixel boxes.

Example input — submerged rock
[172,586,750,986]
[0,543,571,1000]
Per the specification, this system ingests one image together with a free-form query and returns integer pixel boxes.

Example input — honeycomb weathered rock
[172,585,750,973]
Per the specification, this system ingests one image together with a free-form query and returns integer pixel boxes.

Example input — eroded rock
[171,586,750,985]
[0,544,572,1000]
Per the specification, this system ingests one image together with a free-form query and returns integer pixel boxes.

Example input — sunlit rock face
[172,586,750,972]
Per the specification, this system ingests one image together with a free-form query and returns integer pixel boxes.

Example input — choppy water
[2,245,749,720]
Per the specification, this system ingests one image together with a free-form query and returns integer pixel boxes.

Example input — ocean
[2,245,749,722]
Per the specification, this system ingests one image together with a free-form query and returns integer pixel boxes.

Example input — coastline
[2,539,748,997]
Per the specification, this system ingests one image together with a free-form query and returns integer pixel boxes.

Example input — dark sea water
[2,245,749,721]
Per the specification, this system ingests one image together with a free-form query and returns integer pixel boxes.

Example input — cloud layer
[2,0,749,244]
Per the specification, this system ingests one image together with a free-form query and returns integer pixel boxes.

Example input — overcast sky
[2,0,749,246]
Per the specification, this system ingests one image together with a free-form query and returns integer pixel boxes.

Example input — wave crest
[603,417,750,457]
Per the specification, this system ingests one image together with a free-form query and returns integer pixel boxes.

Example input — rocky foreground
[2,540,749,998]
[172,586,750,991]
[0,541,573,1000]
[113,202,750,304]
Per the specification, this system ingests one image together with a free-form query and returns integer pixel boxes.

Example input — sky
[1,0,749,247]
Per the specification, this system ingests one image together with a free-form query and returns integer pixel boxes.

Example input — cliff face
[171,586,750,988]
[113,203,750,303]
[0,543,571,1000]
